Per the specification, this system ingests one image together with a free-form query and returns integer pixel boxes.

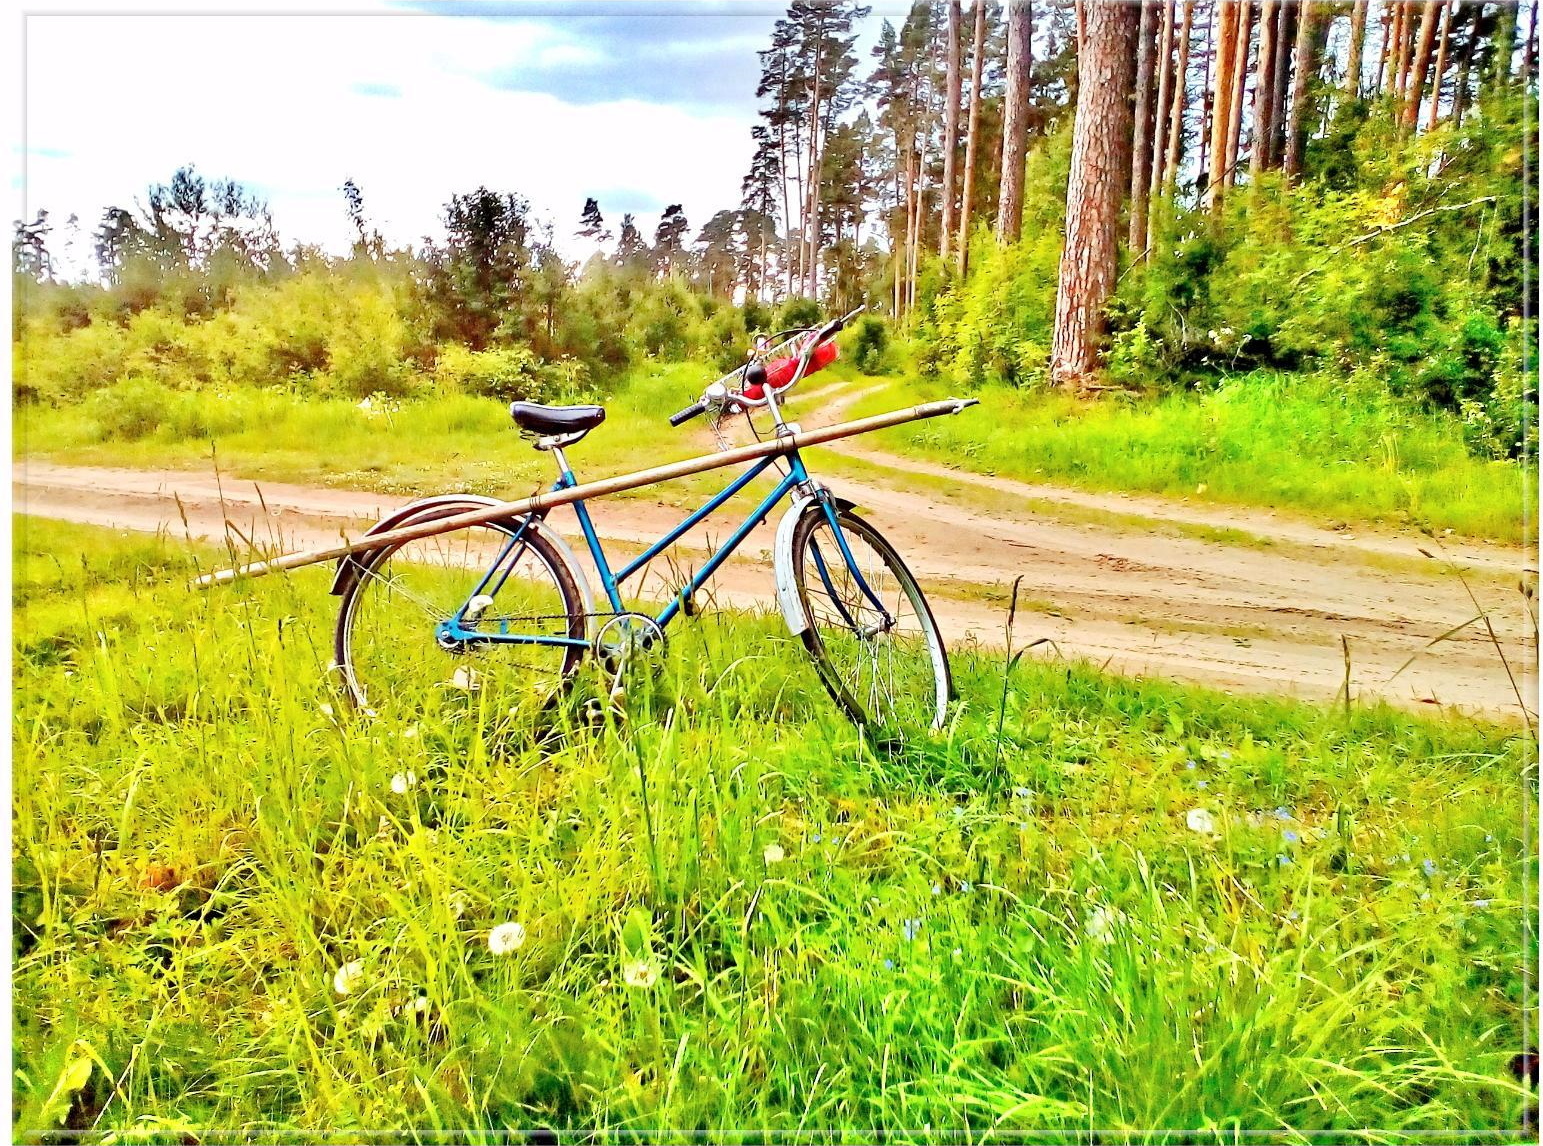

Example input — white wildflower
[1186,808,1217,835]
[622,958,660,988]
[450,665,480,692]
[333,959,365,996]
[1085,905,1119,946]
[763,843,785,865]
[488,922,526,956]
[390,770,417,795]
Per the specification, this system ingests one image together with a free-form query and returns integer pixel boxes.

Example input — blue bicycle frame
[434,445,891,652]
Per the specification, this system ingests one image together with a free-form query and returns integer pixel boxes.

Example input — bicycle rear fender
[773,491,860,637]
[328,494,595,630]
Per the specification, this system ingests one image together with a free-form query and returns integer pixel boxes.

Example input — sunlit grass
[845,371,1535,543]
[13,516,1536,1143]
[18,357,1534,542]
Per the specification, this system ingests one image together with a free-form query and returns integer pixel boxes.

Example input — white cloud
[19,6,756,270]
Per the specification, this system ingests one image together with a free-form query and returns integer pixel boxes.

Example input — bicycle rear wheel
[789,504,951,734]
[333,512,586,723]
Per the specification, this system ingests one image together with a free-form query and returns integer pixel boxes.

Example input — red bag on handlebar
[745,338,838,400]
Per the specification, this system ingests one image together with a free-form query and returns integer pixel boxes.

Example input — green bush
[849,314,892,374]
[85,376,173,440]
[775,296,824,330]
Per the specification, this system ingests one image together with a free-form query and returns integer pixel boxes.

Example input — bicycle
[328,307,966,735]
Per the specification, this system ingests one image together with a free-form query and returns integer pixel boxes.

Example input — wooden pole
[192,399,983,589]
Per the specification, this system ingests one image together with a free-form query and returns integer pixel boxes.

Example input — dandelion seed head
[763,843,785,865]
[622,959,659,988]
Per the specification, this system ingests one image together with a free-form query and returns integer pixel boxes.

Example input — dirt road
[14,410,1537,721]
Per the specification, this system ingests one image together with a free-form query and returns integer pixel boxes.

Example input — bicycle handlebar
[669,400,708,427]
[670,306,867,429]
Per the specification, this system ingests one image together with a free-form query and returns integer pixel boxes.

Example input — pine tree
[1050,0,1137,388]
[577,197,611,244]
[995,0,1033,243]
[653,205,690,278]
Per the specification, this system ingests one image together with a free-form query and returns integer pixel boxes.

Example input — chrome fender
[773,491,860,637]
[329,494,595,634]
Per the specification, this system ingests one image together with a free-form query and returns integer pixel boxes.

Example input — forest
[12,0,1538,470]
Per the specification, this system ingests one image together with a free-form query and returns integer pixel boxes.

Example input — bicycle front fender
[773,491,860,637]
[328,494,596,634]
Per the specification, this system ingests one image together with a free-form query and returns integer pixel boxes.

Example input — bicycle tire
[333,507,587,721]
[789,504,951,733]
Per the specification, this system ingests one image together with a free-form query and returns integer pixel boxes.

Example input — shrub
[849,315,892,374]
[86,376,173,440]
[775,297,823,331]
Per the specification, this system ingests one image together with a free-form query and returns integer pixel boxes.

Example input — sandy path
[13,395,1537,721]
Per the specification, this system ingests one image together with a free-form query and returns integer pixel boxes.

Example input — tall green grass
[849,372,1535,542]
[13,516,1536,1143]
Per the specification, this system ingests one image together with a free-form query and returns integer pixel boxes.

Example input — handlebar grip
[669,400,708,427]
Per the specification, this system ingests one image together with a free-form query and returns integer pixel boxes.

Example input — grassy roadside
[14,358,1536,542]
[13,516,1537,1142]
[843,371,1535,543]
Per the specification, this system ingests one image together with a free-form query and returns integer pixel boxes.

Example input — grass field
[845,371,1535,544]
[14,356,1537,542]
[12,516,1537,1143]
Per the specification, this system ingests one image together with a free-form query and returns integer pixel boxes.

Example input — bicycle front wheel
[333,514,587,723]
[789,505,951,734]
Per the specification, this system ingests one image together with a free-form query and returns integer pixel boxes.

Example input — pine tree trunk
[1160,0,1195,200]
[1251,0,1280,179]
[1268,0,1295,166]
[1425,0,1454,129]
[1223,1,1255,190]
[1051,0,1139,389]
[958,0,988,274]
[1373,1,1393,95]
[1205,0,1237,209]
[1195,2,1215,187]
[941,0,963,261]
[1345,0,1369,96]
[1284,0,1318,179]
[1394,1,1417,100]
[1149,0,1177,205]
[1129,0,1159,251]
[996,0,1034,243]
[1453,1,1479,126]
[802,11,825,301]
[1403,0,1441,128]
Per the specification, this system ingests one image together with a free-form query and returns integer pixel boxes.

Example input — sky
[13,0,898,277]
